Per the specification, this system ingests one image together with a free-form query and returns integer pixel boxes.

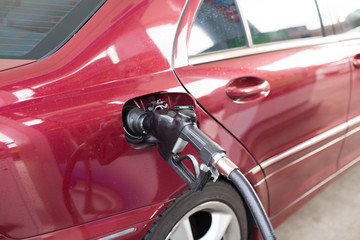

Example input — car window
[0,0,106,59]
[188,0,246,56]
[188,0,325,57]
[242,0,323,45]
[332,0,360,34]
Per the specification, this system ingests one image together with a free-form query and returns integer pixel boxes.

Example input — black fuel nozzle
[124,107,277,240]
[125,107,227,191]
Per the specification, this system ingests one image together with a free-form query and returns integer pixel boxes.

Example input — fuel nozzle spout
[124,107,152,137]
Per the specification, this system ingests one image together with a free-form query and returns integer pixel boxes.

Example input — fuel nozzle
[124,107,152,138]
[124,107,277,240]
[124,107,236,191]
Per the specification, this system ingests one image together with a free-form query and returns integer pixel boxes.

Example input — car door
[328,0,360,169]
[174,0,351,218]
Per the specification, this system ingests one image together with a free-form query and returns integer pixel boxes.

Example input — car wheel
[144,180,248,240]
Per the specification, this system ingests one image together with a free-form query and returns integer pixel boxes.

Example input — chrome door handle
[226,77,270,103]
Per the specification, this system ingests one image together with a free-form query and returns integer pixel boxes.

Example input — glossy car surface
[0,0,359,239]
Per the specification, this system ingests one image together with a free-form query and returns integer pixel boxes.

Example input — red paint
[337,38,360,169]
[0,0,359,239]
[0,0,194,238]
[174,0,354,222]
[0,60,35,72]
[25,201,170,240]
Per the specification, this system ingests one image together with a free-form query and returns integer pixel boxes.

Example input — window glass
[188,0,246,56]
[0,0,106,59]
[242,0,323,45]
[332,0,360,34]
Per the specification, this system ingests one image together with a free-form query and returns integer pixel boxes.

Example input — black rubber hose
[229,169,277,240]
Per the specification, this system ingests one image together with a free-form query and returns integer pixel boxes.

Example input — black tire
[144,180,248,240]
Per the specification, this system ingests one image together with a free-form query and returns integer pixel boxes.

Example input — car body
[0,0,359,239]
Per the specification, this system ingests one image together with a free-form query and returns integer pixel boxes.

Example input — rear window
[0,0,106,59]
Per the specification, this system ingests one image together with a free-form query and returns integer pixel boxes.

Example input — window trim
[189,35,340,65]
[235,0,253,47]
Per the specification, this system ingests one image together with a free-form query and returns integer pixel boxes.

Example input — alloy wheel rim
[165,201,241,240]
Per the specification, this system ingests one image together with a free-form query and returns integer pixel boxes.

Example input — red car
[0,0,359,239]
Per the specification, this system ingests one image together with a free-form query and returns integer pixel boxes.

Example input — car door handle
[226,76,270,103]
[353,54,360,69]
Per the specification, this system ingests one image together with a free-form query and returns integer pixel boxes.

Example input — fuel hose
[229,169,276,240]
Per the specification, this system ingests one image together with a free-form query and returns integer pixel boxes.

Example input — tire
[144,180,248,240]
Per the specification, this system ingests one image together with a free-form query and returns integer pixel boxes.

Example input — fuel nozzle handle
[175,111,226,164]
[125,107,230,190]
